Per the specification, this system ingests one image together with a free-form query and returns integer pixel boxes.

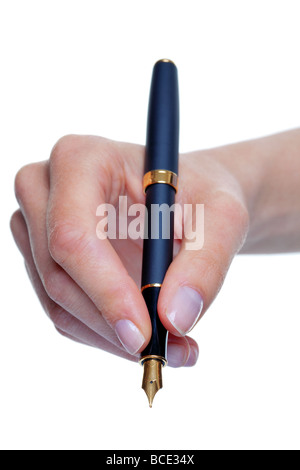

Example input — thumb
[158,195,249,336]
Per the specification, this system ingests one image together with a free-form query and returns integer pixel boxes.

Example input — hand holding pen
[11,62,300,405]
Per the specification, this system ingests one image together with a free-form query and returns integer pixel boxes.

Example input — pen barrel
[141,184,175,359]
[142,183,175,286]
[145,60,179,174]
[141,60,179,361]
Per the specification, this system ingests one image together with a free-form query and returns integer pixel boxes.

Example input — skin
[10,129,300,367]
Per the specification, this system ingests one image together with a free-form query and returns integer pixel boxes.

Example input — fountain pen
[140,59,179,407]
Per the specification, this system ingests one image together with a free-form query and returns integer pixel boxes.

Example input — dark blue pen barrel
[141,60,179,361]
[141,287,168,359]
[142,183,175,287]
[141,184,175,359]
[145,60,179,174]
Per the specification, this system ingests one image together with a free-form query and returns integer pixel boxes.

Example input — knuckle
[228,197,249,231]
[42,268,67,305]
[209,190,250,252]
[55,327,72,340]
[48,219,88,265]
[221,194,250,249]
[50,134,79,165]
[10,209,23,232]
[14,164,35,203]
[47,304,70,332]
[217,191,250,231]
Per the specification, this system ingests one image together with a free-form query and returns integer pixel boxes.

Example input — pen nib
[142,358,163,408]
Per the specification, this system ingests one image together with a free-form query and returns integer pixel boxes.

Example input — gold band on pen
[141,283,162,293]
[139,355,168,367]
[143,169,178,194]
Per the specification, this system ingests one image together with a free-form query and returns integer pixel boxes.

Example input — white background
[1,0,300,450]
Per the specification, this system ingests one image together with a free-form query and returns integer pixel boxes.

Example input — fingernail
[185,345,199,367]
[167,343,189,368]
[166,286,204,335]
[115,319,146,355]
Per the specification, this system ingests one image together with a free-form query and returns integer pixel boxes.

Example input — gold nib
[142,358,163,408]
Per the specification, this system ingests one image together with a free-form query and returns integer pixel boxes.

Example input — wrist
[212,129,300,253]
[210,138,267,222]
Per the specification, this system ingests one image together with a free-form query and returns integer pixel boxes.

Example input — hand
[10,134,250,367]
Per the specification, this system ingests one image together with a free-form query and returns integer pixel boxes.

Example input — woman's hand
[10,134,253,367]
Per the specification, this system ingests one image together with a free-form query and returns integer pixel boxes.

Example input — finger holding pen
[12,137,198,368]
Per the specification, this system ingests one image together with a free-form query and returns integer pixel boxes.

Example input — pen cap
[145,60,179,175]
